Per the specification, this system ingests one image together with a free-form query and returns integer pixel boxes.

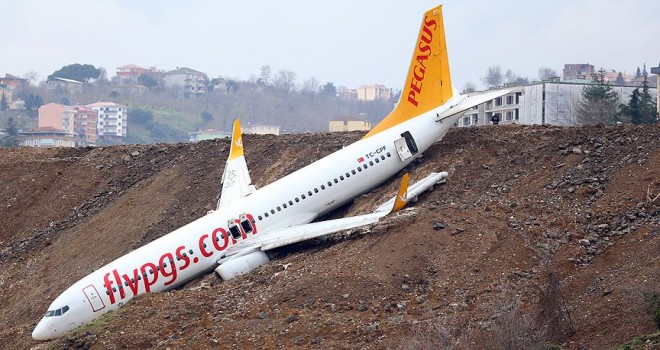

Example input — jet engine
[215,251,270,280]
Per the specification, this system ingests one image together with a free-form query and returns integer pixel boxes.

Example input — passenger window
[295,197,299,202]
[352,170,356,175]
[271,209,275,214]
[314,188,319,193]
[334,178,338,183]
[283,203,287,208]
[289,200,293,205]
[363,164,368,169]
[387,152,391,157]
[308,191,312,196]
[124,281,129,286]
[188,249,193,255]
[264,213,269,217]
[321,185,325,190]
[277,206,281,211]
[302,194,306,199]
[258,215,263,220]
[381,155,385,160]
[357,167,362,172]
[340,175,345,180]
[328,181,332,186]
[345,172,350,178]
[369,161,374,166]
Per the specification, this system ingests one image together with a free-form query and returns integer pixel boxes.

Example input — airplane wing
[436,89,512,122]
[217,119,256,209]
[217,172,447,263]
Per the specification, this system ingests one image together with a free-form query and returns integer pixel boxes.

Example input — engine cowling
[215,251,270,280]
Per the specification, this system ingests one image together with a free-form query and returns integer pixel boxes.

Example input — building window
[506,95,514,105]
[495,97,502,106]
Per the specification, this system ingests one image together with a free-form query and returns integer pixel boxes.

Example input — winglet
[392,173,410,213]
[229,119,244,160]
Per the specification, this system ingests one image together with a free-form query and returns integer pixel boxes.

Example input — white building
[163,67,208,97]
[357,84,392,101]
[456,80,658,127]
[86,102,128,139]
[242,124,280,135]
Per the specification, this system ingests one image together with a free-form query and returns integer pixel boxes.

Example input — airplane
[32,4,508,340]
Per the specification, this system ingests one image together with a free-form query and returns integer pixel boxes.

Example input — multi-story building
[357,84,392,101]
[38,103,75,133]
[163,67,208,97]
[455,80,657,127]
[457,86,524,127]
[86,102,127,140]
[116,64,152,82]
[651,65,660,114]
[17,127,76,147]
[46,77,83,94]
[336,86,357,100]
[562,64,595,81]
[329,116,372,132]
[72,106,98,146]
[0,74,27,91]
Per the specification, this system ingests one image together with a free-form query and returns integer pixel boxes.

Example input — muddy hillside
[1,124,659,349]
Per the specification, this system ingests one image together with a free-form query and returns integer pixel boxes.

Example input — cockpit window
[44,305,69,317]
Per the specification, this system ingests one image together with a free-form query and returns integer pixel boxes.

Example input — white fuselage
[32,97,464,340]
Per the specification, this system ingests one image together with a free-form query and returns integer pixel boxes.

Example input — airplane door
[394,131,418,161]
[82,285,106,312]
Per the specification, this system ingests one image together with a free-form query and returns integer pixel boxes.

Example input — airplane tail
[364,5,452,138]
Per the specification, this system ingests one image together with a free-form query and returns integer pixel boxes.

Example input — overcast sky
[2,0,659,91]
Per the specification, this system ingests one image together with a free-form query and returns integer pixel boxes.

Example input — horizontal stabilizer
[435,90,511,122]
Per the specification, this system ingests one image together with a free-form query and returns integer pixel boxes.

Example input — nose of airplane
[32,319,53,341]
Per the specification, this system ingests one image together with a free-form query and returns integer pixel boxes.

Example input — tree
[129,108,154,125]
[615,72,625,85]
[462,81,476,92]
[636,67,642,78]
[618,76,658,125]
[137,74,157,89]
[201,111,214,123]
[22,71,39,86]
[273,69,297,94]
[321,82,336,98]
[302,76,320,98]
[258,65,272,87]
[577,68,619,124]
[0,93,8,111]
[2,117,19,147]
[538,67,558,81]
[47,63,101,83]
[60,96,71,106]
[642,63,648,78]
[225,80,239,94]
[482,65,503,88]
[24,93,44,111]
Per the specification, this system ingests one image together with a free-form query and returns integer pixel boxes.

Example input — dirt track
[1,124,658,349]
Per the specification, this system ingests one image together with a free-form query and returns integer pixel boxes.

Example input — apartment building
[357,84,392,101]
[72,106,98,146]
[329,116,371,132]
[86,102,127,140]
[38,103,75,133]
[163,67,208,97]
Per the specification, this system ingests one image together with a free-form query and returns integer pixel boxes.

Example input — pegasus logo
[406,15,438,107]
[235,137,243,148]
[399,190,408,203]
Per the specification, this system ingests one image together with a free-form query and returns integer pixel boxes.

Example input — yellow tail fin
[364,5,452,138]
[228,119,244,160]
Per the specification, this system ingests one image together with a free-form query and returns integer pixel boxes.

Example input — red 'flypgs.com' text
[102,214,257,304]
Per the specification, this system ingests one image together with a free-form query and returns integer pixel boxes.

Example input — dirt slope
[0,125,658,349]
